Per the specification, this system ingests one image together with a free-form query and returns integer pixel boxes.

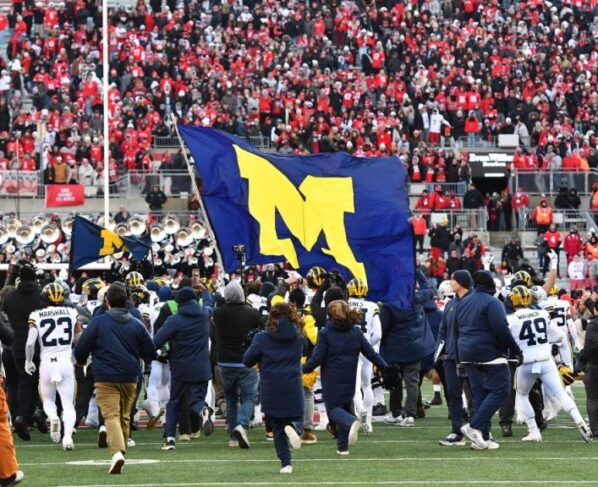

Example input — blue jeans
[444,359,465,435]
[270,416,303,467]
[165,379,208,438]
[219,366,258,437]
[326,401,356,452]
[464,363,511,440]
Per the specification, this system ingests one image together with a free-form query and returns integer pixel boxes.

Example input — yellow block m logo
[99,229,127,256]
[235,145,366,283]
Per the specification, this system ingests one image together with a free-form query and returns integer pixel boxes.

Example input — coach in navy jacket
[153,286,213,446]
[455,270,522,447]
[379,270,435,421]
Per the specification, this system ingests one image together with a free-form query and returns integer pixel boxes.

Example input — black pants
[14,356,39,422]
[499,363,544,427]
[584,363,598,435]
[75,365,104,428]
[414,235,424,253]
[2,348,18,417]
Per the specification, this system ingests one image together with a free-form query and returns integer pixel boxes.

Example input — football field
[13,383,598,487]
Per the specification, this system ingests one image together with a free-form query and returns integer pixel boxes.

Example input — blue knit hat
[176,286,197,304]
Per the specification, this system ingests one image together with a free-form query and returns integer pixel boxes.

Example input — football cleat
[161,439,176,451]
[62,436,75,451]
[201,406,214,436]
[577,422,593,443]
[146,407,165,431]
[50,418,61,443]
[501,423,513,438]
[425,392,443,406]
[522,431,542,442]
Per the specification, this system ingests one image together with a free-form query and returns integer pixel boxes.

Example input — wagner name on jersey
[348,297,381,343]
[28,306,79,359]
[507,308,565,364]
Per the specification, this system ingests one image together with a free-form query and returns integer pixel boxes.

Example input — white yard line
[55,481,598,487]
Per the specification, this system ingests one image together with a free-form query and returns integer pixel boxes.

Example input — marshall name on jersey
[507,308,565,364]
[28,306,79,359]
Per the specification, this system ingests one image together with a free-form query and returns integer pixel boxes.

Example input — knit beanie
[451,270,472,289]
[175,286,197,304]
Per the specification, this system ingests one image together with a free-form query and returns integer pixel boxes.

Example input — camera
[232,244,245,255]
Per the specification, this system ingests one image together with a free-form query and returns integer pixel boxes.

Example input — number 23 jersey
[28,306,79,359]
[507,308,565,364]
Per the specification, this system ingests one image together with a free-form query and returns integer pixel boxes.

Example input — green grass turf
[13,382,598,487]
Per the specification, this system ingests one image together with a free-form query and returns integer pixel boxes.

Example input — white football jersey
[507,308,565,364]
[304,289,315,306]
[348,297,382,346]
[539,297,570,327]
[28,306,79,359]
[246,293,269,316]
[84,299,101,316]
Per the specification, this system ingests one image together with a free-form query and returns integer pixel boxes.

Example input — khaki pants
[0,378,18,481]
[95,382,137,455]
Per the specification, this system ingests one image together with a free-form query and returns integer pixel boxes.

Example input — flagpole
[170,115,225,278]
[102,0,109,226]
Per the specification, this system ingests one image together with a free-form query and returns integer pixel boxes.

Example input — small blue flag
[70,216,152,270]
[179,126,414,309]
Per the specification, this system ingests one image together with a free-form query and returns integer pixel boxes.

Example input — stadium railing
[520,209,598,233]
[412,208,488,232]
[511,169,598,196]
[153,134,272,150]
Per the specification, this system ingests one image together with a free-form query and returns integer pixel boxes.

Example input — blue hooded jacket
[437,291,470,361]
[379,271,435,364]
[75,308,155,383]
[243,317,304,418]
[153,290,213,382]
[456,284,521,363]
[303,320,387,406]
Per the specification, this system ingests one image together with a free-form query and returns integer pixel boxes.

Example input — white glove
[482,253,494,271]
[24,361,36,376]
[548,250,558,270]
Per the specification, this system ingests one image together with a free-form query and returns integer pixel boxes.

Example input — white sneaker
[62,436,74,451]
[398,416,415,427]
[50,417,61,443]
[348,420,360,446]
[460,424,488,450]
[577,421,593,443]
[522,431,542,442]
[127,438,136,447]
[383,415,400,424]
[336,450,350,455]
[108,451,125,474]
[233,425,250,448]
[228,440,239,448]
[280,465,293,474]
[284,425,302,449]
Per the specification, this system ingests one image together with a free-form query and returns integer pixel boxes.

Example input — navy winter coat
[153,293,213,383]
[242,317,304,418]
[303,321,387,406]
[75,308,155,383]
[437,292,470,361]
[379,271,435,364]
[456,286,521,363]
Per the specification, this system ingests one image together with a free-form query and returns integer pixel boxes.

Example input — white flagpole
[102,0,109,224]
[170,115,225,276]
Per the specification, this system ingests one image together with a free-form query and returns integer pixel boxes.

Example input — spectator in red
[411,214,427,255]
[512,187,530,230]
[430,185,447,211]
[415,189,432,215]
[564,227,583,265]
[445,191,462,210]
[543,224,562,276]
[464,111,480,147]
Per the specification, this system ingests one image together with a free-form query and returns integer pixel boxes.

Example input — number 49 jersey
[28,306,79,359]
[507,308,565,364]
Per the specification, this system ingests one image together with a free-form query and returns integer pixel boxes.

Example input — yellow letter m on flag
[235,145,366,283]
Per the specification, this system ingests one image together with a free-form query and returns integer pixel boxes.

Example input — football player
[24,283,81,450]
[125,271,145,290]
[305,266,326,306]
[539,286,582,353]
[506,286,592,443]
[347,278,381,434]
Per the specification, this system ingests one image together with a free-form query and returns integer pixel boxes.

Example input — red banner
[45,184,85,207]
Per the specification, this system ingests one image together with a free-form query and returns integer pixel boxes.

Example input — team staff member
[75,285,155,474]
[579,300,598,436]
[154,286,213,451]
[456,270,522,450]
[436,270,471,446]
[0,312,24,487]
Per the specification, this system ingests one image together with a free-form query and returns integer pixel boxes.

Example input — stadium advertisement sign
[45,184,85,207]
[468,152,513,178]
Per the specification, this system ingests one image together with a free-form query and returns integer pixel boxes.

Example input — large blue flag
[179,126,415,309]
[70,216,152,270]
